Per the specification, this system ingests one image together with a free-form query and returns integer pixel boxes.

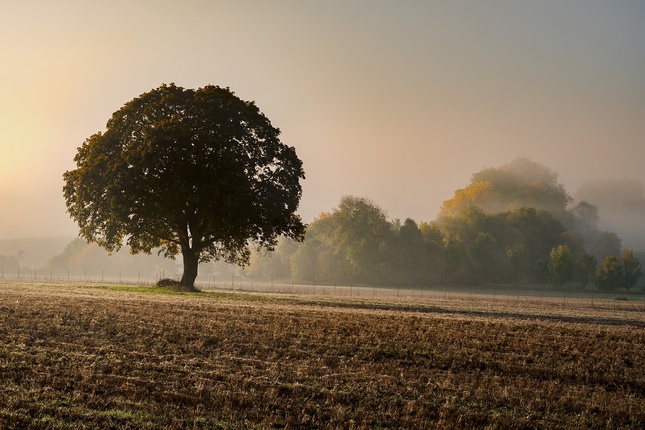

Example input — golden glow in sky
[0,0,644,239]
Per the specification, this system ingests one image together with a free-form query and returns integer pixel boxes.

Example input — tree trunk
[181,248,199,290]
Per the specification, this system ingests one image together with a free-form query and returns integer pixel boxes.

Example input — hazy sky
[1,0,644,239]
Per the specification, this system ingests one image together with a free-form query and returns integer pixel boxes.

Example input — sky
[1,0,644,241]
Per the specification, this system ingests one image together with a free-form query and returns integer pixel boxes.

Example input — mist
[1,1,643,259]
[575,179,645,251]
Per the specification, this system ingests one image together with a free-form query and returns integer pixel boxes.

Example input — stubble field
[0,281,644,429]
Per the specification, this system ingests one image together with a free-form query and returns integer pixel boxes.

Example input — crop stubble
[0,282,643,429]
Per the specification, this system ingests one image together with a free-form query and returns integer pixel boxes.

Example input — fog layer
[1,1,643,241]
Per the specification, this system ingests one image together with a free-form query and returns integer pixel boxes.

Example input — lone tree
[64,84,306,289]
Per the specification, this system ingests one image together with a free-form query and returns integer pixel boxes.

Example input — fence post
[562,291,566,307]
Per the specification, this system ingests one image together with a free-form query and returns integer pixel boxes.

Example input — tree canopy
[63,84,305,288]
[241,191,641,290]
[438,159,572,221]
[236,157,643,290]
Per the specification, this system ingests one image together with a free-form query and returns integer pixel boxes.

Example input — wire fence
[202,280,645,311]
[0,268,166,286]
[2,269,644,312]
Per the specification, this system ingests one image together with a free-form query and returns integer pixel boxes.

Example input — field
[0,281,644,429]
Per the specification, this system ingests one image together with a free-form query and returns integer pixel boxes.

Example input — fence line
[201,280,645,312]
[2,270,644,312]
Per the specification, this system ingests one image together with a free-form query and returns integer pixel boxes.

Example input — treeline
[245,160,643,291]
[32,159,644,290]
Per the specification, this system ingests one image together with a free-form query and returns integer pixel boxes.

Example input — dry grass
[0,281,644,429]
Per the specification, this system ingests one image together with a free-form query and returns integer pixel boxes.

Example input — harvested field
[0,281,644,429]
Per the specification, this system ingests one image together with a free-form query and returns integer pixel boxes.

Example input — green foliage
[504,243,531,283]
[389,218,437,286]
[247,237,299,282]
[594,231,622,261]
[439,159,572,221]
[63,84,305,287]
[570,201,600,245]
[260,194,577,288]
[504,207,566,263]
[596,256,623,291]
[289,197,394,285]
[437,206,567,285]
[548,245,574,288]
[278,197,443,287]
[290,213,345,284]
[595,250,643,291]
[468,232,500,283]
[620,248,642,291]
[332,196,392,283]
[240,159,632,289]
[573,253,597,289]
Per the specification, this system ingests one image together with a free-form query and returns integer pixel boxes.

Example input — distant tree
[439,242,469,285]
[438,159,572,222]
[621,249,642,291]
[438,206,489,246]
[46,238,87,271]
[290,213,344,284]
[0,254,20,274]
[504,243,530,283]
[418,221,444,248]
[596,256,623,291]
[63,84,305,289]
[558,231,585,260]
[246,237,299,282]
[535,258,551,286]
[548,245,574,288]
[576,179,645,250]
[390,218,434,286]
[418,221,444,285]
[331,196,393,284]
[503,207,566,264]
[573,252,597,289]
[594,231,622,262]
[438,205,567,284]
[570,201,600,245]
[468,232,500,284]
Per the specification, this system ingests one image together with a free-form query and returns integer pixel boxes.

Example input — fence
[200,279,645,312]
[2,269,644,312]
[0,268,162,286]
